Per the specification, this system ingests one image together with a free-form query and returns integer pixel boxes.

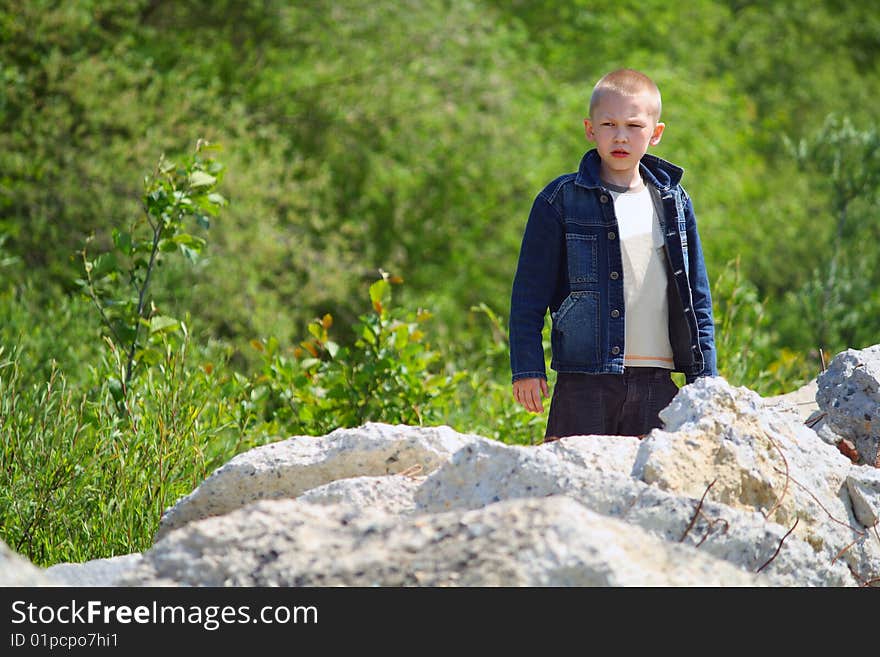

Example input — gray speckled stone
[816,345,880,466]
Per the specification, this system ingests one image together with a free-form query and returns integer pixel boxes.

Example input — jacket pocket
[552,291,600,364]
[565,233,598,285]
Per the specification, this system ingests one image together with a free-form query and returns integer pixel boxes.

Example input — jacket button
[610,271,619,280]
[600,194,609,204]
[611,309,620,318]
[611,346,620,355]
[608,231,616,240]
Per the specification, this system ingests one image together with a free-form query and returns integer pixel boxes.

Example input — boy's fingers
[513,386,527,410]
[527,386,543,413]
[540,379,549,397]
[513,379,547,413]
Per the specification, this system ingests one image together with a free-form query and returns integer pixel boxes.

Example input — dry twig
[805,412,827,429]
[832,533,866,565]
[756,516,799,573]
[695,517,730,548]
[680,479,717,543]
[772,468,865,534]
[763,434,791,520]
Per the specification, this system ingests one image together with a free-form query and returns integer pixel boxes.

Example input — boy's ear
[584,118,596,142]
[650,122,666,146]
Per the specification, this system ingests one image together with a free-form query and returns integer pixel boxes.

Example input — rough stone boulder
[0,540,59,586]
[816,344,880,467]
[118,496,761,587]
[155,423,481,540]
[633,377,879,584]
[413,379,869,586]
[46,553,143,587]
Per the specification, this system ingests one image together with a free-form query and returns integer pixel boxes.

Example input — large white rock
[633,377,879,584]
[119,497,762,587]
[414,421,855,586]
[414,434,646,518]
[155,423,482,539]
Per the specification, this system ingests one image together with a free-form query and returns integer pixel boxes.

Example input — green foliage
[0,328,252,566]
[713,259,815,395]
[769,115,880,356]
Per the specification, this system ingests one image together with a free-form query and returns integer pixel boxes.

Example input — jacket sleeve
[509,194,563,382]
[683,191,717,381]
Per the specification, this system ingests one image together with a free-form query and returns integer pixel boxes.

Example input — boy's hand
[512,377,549,413]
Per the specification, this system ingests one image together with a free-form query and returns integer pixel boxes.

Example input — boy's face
[584,91,665,185]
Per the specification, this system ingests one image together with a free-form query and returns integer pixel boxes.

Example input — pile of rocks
[3,346,880,587]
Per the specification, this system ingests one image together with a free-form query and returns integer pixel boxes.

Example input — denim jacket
[509,149,717,384]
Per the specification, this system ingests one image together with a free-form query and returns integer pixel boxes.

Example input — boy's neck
[598,163,645,191]
[600,173,645,193]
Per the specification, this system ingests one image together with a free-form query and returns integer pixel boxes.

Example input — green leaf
[189,170,217,189]
[138,347,163,366]
[369,278,390,314]
[90,253,118,279]
[180,245,200,263]
[149,315,180,335]
[112,230,133,255]
[107,377,124,402]
[173,233,206,249]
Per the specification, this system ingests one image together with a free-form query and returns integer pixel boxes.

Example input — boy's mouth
[611,149,629,158]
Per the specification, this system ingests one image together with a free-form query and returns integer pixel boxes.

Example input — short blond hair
[589,69,662,120]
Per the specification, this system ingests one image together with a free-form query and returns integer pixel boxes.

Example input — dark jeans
[545,368,679,439]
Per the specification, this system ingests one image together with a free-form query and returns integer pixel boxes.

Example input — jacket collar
[574,148,684,192]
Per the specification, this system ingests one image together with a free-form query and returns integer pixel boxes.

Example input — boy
[509,69,716,439]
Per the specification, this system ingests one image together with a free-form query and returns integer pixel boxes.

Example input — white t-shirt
[606,181,674,369]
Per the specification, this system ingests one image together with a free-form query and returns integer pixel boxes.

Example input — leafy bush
[76,141,226,413]
[247,271,465,436]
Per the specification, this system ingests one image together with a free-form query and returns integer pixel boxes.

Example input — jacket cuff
[511,371,547,384]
